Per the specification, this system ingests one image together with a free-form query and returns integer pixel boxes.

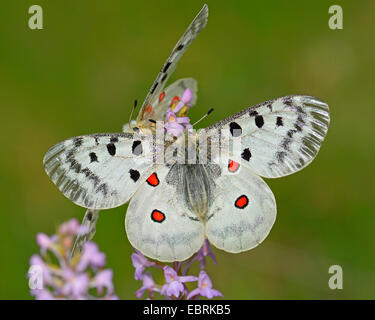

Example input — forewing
[43,133,156,209]
[140,78,198,122]
[125,166,205,262]
[205,158,276,253]
[137,4,208,121]
[206,95,330,178]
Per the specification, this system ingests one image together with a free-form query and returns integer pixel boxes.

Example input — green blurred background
[1,0,374,299]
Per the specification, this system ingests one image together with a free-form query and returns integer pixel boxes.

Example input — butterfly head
[122,120,137,132]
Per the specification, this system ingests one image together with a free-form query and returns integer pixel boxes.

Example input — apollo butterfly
[43,4,330,262]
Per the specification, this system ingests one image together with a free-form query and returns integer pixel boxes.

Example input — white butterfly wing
[43,133,155,209]
[125,166,205,262]
[137,4,208,121]
[206,95,330,178]
[205,157,276,253]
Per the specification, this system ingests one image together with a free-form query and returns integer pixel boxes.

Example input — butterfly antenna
[129,99,138,122]
[192,108,214,127]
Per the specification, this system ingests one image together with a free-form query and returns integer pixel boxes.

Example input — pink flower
[164,121,185,137]
[173,88,193,113]
[31,289,56,300]
[181,88,193,103]
[136,272,159,298]
[161,266,197,298]
[58,219,80,235]
[131,250,155,280]
[164,88,194,137]
[62,269,90,299]
[132,240,223,300]
[29,219,116,300]
[29,254,52,283]
[100,294,119,300]
[187,271,222,300]
[36,233,54,254]
[94,269,114,295]
[196,239,217,268]
[76,242,106,272]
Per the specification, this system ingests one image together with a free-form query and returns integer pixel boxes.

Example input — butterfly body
[167,162,218,220]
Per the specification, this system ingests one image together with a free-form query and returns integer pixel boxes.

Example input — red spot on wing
[146,172,159,187]
[159,91,166,102]
[170,96,180,106]
[235,195,249,209]
[151,209,165,223]
[228,160,240,173]
[145,105,152,113]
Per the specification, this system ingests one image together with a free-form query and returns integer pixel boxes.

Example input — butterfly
[43,4,330,262]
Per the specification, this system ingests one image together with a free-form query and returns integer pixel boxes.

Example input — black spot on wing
[176,44,184,51]
[68,158,81,173]
[294,124,303,132]
[73,137,83,147]
[150,82,158,94]
[107,143,116,156]
[283,97,293,106]
[249,110,258,117]
[255,115,264,128]
[287,129,297,138]
[129,169,140,182]
[82,168,100,187]
[161,73,168,83]
[132,140,143,156]
[297,115,305,125]
[66,149,76,160]
[281,137,292,151]
[276,117,283,127]
[296,105,306,115]
[163,62,171,73]
[96,183,108,196]
[276,151,287,163]
[294,115,305,132]
[89,152,98,163]
[241,148,252,161]
[110,136,119,143]
[229,122,242,137]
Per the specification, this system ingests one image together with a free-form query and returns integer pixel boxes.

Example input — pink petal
[179,275,198,283]
[36,233,52,251]
[187,288,201,300]
[176,117,190,124]
[181,88,193,104]
[58,219,80,235]
[94,269,114,295]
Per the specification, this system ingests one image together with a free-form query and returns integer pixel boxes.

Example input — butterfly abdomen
[183,165,211,219]
[165,163,217,221]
